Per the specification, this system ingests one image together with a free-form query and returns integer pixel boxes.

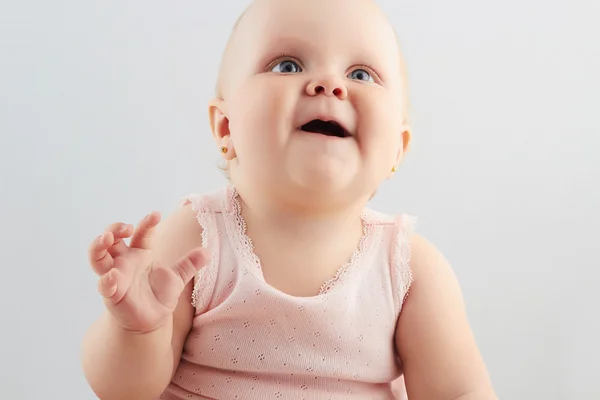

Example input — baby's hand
[88,212,208,333]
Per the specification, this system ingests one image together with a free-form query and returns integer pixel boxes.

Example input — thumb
[148,248,210,310]
[170,248,210,287]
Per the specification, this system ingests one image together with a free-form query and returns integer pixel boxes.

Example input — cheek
[356,89,404,157]
[226,77,301,175]
[228,85,272,155]
[228,77,296,149]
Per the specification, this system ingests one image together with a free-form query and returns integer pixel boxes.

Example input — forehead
[235,0,401,71]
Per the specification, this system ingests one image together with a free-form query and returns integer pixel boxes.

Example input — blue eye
[271,60,302,74]
[348,68,374,82]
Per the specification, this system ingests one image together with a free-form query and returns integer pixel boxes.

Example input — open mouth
[300,119,350,138]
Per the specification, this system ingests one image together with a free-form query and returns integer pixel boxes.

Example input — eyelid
[264,55,383,83]
[265,54,303,71]
[351,64,384,84]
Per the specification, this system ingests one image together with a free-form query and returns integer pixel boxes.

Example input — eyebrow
[262,36,316,55]
[255,36,317,67]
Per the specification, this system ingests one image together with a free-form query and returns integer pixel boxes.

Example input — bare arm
[81,311,176,400]
[395,234,497,400]
[81,204,204,400]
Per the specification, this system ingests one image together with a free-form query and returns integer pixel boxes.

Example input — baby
[81,0,498,399]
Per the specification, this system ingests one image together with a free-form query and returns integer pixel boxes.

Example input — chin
[287,163,361,197]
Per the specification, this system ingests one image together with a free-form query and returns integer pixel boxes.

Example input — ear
[395,124,412,166]
[208,97,236,160]
[388,125,412,178]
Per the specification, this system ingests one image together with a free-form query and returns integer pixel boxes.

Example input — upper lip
[298,114,352,138]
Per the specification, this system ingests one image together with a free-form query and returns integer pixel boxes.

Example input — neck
[234,183,368,248]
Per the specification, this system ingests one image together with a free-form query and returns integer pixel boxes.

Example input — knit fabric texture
[159,186,415,399]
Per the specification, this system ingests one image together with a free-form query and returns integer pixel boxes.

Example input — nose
[306,76,348,100]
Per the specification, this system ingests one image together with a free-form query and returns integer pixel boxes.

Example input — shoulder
[395,234,497,398]
[152,186,230,265]
[158,185,231,241]
[376,208,453,289]
[408,234,454,282]
[403,233,463,320]
[152,201,204,264]
[162,201,203,233]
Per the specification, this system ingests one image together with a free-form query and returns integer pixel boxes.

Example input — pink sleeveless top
[160,186,415,400]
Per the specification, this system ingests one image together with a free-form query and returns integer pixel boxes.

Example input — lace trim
[225,186,374,296]
[225,187,263,274]
[318,211,372,295]
[182,195,219,311]
[391,214,417,312]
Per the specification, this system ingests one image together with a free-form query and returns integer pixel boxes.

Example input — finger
[170,248,210,287]
[129,211,161,250]
[98,269,118,299]
[148,248,210,309]
[98,268,130,304]
[89,232,114,275]
[104,222,134,257]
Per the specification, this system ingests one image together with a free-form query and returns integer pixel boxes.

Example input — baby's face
[214,0,410,203]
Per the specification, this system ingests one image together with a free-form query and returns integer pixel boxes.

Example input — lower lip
[300,131,351,140]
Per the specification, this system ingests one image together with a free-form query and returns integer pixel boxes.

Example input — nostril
[314,85,325,94]
[333,88,342,97]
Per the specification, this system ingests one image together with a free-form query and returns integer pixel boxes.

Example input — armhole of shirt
[390,214,417,316]
[181,194,220,315]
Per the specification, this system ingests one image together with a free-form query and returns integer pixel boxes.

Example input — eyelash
[266,53,302,71]
[352,64,381,82]
[266,54,383,83]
